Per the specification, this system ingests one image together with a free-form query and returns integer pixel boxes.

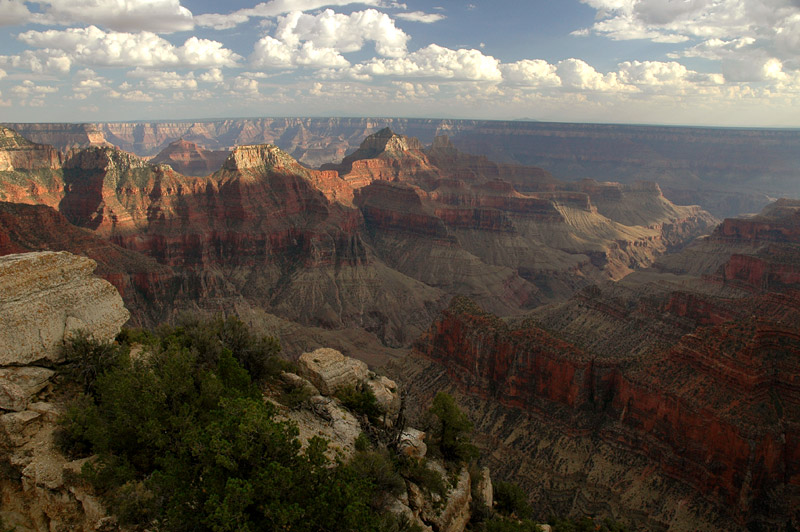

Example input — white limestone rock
[365,373,401,422]
[0,367,55,412]
[298,347,368,396]
[0,251,129,366]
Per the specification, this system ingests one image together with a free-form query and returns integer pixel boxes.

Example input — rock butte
[392,199,800,531]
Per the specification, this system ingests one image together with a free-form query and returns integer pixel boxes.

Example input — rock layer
[0,251,129,365]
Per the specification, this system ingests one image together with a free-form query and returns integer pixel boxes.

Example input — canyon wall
[7,119,799,216]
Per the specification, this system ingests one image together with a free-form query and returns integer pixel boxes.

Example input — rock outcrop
[0,252,129,366]
[397,200,800,531]
[0,251,128,532]
[8,118,797,217]
[149,138,229,177]
[0,125,715,349]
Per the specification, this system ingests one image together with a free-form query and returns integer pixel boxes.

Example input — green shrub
[60,331,126,395]
[349,449,406,509]
[337,384,385,423]
[56,315,390,531]
[494,481,533,519]
[397,456,447,499]
[425,392,478,465]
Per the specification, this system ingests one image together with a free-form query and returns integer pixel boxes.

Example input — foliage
[494,481,533,519]
[425,392,478,465]
[548,516,630,532]
[60,330,126,395]
[337,384,385,423]
[397,456,447,499]
[481,518,542,532]
[349,449,406,509]
[57,315,392,531]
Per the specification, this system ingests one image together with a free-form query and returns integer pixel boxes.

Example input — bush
[337,384,385,423]
[56,315,391,531]
[349,449,406,509]
[494,481,533,519]
[425,392,478,465]
[60,331,126,395]
[397,456,447,499]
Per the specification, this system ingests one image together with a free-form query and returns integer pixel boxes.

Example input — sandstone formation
[0,201,177,327]
[298,347,370,395]
[0,252,129,366]
[149,138,229,177]
[395,200,800,531]
[7,118,798,217]
[0,125,716,350]
[0,250,128,532]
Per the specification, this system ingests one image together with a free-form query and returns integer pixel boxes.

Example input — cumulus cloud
[577,0,800,54]
[0,68,5,79]
[0,0,30,26]
[502,59,561,87]
[196,0,393,30]
[395,11,445,23]
[251,9,408,69]
[274,9,408,58]
[127,67,199,89]
[10,80,58,108]
[350,44,502,81]
[199,67,224,82]
[17,26,241,70]
[0,50,72,74]
[31,0,194,33]
[556,58,629,91]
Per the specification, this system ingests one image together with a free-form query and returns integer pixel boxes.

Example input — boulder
[398,428,427,459]
[0,367,55,411]
[298,348,368,396]
[475,466,493,510]
[365,374,401,421]
[0,252,129,366]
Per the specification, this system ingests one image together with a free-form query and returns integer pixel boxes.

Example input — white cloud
[0,0,30,26]
[395,11,446,23]
[30,0,194,33]
[556,58,629,91]
[351,44,502,81]
[199,67,224,82]
[127,68,199,89]
[250,9,408,70]
[0,49,74,74]
[0,68,6,79]
[502,59,561,87]
[274,9,408,58]
[10,80,58,97]
[17,26,241,70]
[229,76,260,96]
[616,60,690,86]
[577,0,800,58]
[195,0,396,30]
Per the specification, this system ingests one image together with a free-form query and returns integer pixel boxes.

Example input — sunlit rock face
[0,251,129,366]
[395,200,800,531]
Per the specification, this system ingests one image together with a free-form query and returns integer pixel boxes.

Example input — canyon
[6,118,800,217]
[394,199,800,531]
[1,120,797,530]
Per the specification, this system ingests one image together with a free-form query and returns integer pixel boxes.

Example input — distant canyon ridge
[6,118,800,218]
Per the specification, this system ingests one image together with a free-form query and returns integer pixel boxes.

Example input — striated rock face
[0,125,715,350]
[399,201,800,531]
[9,118,797,217]
[0,251,129,365]
[0,249,130,532]
[298,347,370,395]
[149,138,229,177]
[0,201,176,327]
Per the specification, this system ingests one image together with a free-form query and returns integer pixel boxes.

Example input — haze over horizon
[1,0,800,128]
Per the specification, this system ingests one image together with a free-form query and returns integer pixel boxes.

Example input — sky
[1,0,800,127]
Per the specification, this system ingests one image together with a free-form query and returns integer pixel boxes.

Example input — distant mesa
[149,138,230,177]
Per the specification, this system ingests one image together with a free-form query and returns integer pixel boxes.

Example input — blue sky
[1,0,799,126]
